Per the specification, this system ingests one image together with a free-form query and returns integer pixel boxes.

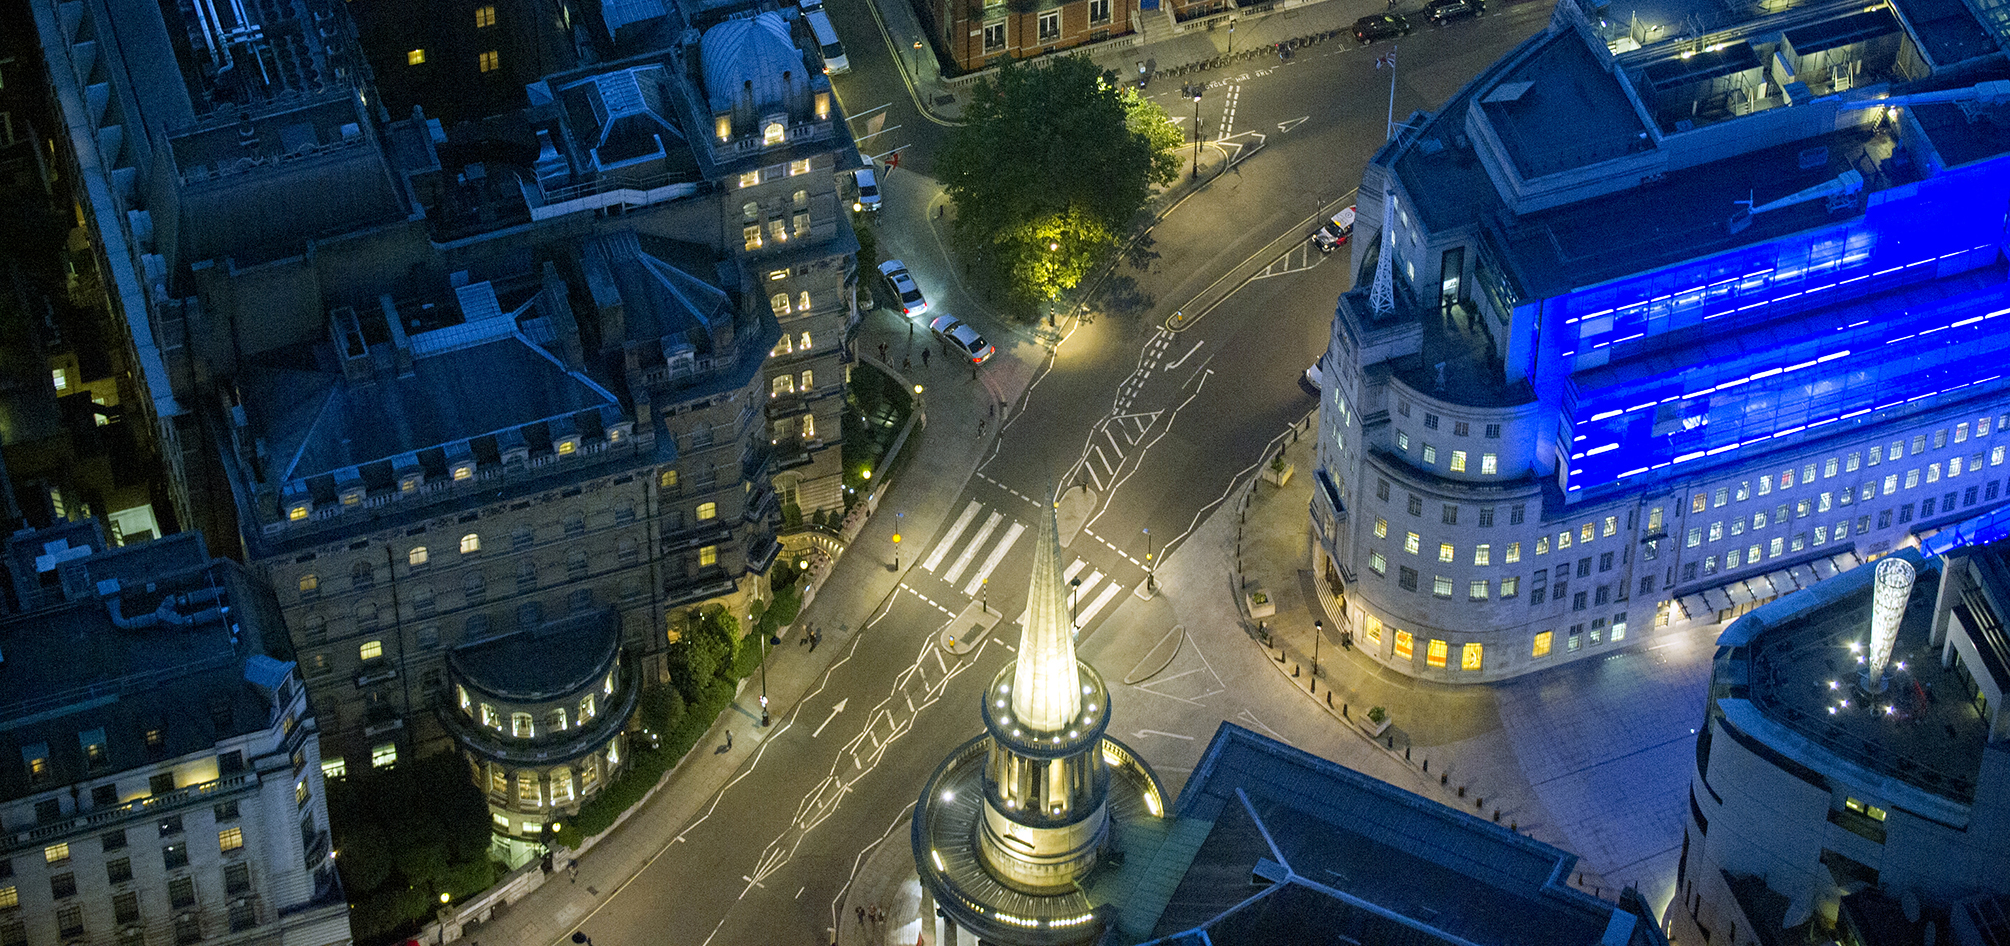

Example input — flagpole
[1385,46,1398,140]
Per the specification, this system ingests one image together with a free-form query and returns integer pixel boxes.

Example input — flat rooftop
[1741,557,1991,803]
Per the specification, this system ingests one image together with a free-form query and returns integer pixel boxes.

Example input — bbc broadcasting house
[1310,0,2010,682]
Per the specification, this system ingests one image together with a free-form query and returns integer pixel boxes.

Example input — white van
[804,10,849,75]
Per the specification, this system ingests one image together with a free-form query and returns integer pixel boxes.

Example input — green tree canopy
[941,55,1181,307]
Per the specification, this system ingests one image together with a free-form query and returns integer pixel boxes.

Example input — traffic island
[939,599,1002,655]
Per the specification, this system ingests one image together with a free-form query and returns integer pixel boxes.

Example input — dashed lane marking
[898,583,956,616]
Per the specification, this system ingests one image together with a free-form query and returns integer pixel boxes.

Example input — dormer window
[764,122,785,146]
[452,463,474,481]
[400,473,422,493]
[557,437,580,455]
[340,486,365,506]
[289,503,311,521]
[739,171,759,188]
[715,114,732,141]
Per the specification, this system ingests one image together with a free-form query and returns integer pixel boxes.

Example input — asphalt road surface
[568,4,1555,945]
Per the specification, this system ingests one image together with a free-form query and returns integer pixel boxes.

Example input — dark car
[1426,0,1483,25]
[1353,13,1410,42]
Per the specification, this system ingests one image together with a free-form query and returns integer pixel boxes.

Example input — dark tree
[940,55,1181,308]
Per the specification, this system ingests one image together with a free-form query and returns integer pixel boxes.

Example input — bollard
[1341,703,1349,717]
[1404,746,1411,761]
[1457,786,1466,798]
[1292,664,1300,677]
[1493,810,1501,823]
[1475,798,1484,809]
[1510,821,1517,832]
[1324,691,1332,707]
[1422,758,1428,772]
[1386,735,1393,749]
[1440,773,1448,786]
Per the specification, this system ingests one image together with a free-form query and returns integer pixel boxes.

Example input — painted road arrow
[812,698,849,738]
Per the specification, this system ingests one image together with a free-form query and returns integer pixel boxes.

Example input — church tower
[912,491,1165,945]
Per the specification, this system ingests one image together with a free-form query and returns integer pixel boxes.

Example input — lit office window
[1474,544,1490,566]
[218,828,243,852]
[1438,543,1454,563]
[1393,631,1414,660]
[697,502,717,521]
[1461,642,1483,670]
[479,50,500,73]
[407,49,426,65]
[1533,631,1552,657]
[1368,551,1386,575]
[475,4,496,26]
[1426,639,1449,668]
[359,640,382,661]
[371,743,397,768]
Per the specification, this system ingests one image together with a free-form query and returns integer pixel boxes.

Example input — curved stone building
[1312,0,2010,682]
[912,496,1165,945]
[440,609,638,862]
[1672,541,2010,944]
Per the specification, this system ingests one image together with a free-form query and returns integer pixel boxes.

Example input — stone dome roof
[699,11,807,114]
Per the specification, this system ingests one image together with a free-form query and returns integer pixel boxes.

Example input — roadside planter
[1263,455,1294,487]
[1246,588,1275,619]
[1363,706,1391,737]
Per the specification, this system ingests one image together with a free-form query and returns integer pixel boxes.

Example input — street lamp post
[759,629,779,726]
[1228,17,1237,54]
[892,511,904,570]
[1311,619,1323,693]
[1070,577,1082,631]
[1143,527,1155,591]
[1190,90,1203,179]
[911,39,923,78]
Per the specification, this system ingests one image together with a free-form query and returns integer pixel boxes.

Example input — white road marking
[1134,729,1194,740]
[1063,558,1089,581]
[924,501,982,572]
[1073,570,1106,602]
[1166,340,1204,370]
[1075,581,1125,627]
[1104,427,1126,456]
[942,511,1002,584]
[963,522,1025,596]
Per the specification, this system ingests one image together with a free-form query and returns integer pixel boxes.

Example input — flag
[1377,48,1397,68]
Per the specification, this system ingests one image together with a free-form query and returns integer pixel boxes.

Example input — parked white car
[877,260,928,316]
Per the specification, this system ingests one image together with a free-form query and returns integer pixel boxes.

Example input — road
[562,4,1557,946]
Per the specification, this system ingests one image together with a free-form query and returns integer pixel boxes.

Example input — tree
[941,55,1181,309]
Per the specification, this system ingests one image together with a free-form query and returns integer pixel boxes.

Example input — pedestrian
[921,348,930,367]
[856,906,866,927]
[978,418,987,436]
[810,626,822,651]
[567,859,578,883]
[878,342,888,361]
[989,401,996,418]
[725,730,734,750]
[902,356,912,371]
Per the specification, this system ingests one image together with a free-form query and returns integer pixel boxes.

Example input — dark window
[214,800,239,822]
[114,890,141,924]
[149,772,175,796]
[1944,490,1958,512]
[0,921,25,946]
[1398,567,1418,591]
[1485,424,1501,438]
[1966,486,1980,506]
[159,815,183,837]
[1921,498,1935,517]
[50,872,76,899]
[1641,576,1657,595]
[1684,562,1699,582]
[1898,503,1913,524]
[103,831,127,853]
[1573,591,1588,611]
[1407,495,1423,516]
[1376,479,1390,501]
[1599,552,1615,572]
[1453,421,1469,437]
[169,875,196,909]
[517,601,543,629]
[1554,581,1568,600]
[1530,587,1546,605]
[107,857,132,884]
[92,784,119,807]
[224,862,252,895]
[1478,507,1494,527]
[35,799,60,823]
[1509,504,1526,525]
[1596,585,1611,605]
[218,750,244,775]
[163,842,188,870]
[175,914,202,945]
[1424,413,1440,430]
[564,516,586,537]
[1989,481,2001,501]
[1576,558,1591,578]
[230,899,259,932]
[1442,505,1458,525]
[56,904,82,939]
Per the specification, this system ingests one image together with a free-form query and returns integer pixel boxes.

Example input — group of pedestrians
[798,622,823,651]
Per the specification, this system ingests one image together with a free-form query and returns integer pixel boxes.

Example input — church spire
[1012,488,1082,731]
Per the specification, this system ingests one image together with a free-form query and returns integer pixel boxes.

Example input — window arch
[355,601,379,630]
[465,570,487,600]
[480,704,499,729]
[298,573,319,594]
[461,533,481,554]
[546,707,568,731]
[352,561,374,589]
[770,292,791,317]
[511,712,534,738]
[580,693,596,722]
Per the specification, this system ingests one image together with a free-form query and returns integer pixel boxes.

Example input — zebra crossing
[914,499,1135,635]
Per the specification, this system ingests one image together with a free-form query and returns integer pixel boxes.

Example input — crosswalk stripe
[1063,558,1089,581]
[1075,581,1125,627]
[1104,427,1125,455]
[963,522,1025,595]
[943,511,1002,584]
[924,501,982,572]
[1074,570,1104,600]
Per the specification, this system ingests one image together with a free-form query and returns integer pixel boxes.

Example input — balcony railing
[5,772,261,855]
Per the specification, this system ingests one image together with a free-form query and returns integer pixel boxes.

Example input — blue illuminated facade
[1307,0,2010,683]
